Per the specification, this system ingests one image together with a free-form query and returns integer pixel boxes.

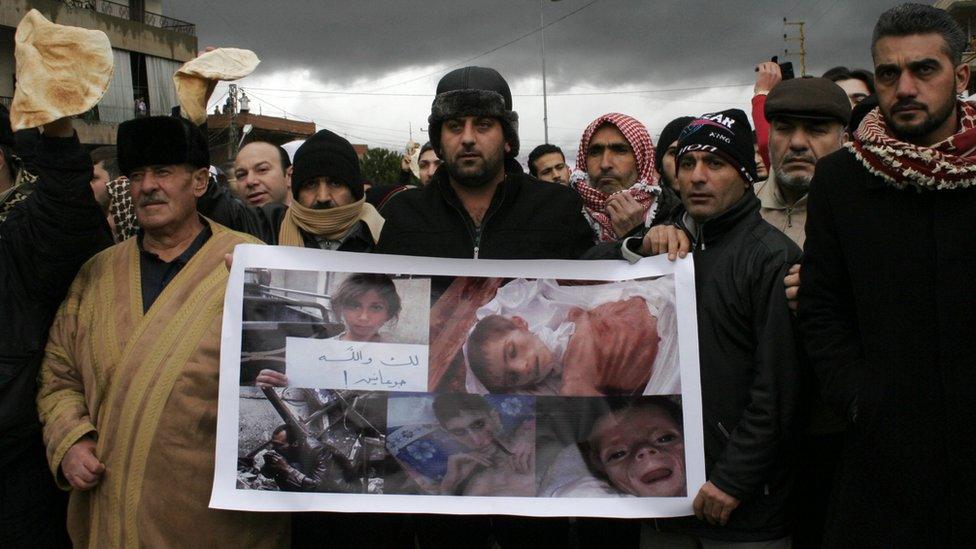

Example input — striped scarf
[848,101,976,191]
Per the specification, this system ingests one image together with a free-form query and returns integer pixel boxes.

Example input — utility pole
[228,83,239,161]
[540,0,550,144]
[783,19,807,77]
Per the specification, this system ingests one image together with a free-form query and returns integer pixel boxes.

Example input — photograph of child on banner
[385,393,537,497]
[536,396,686,498]
[460,277,679,396]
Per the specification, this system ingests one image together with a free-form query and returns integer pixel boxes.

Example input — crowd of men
[0,2,973,548]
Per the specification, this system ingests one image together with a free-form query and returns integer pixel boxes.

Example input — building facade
[0,0,197,144]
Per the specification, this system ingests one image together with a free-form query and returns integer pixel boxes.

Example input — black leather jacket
[669,192,802,541]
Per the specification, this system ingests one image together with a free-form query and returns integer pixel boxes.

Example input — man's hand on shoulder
[639,225,690,260]
[61,436,105,491]
[785,264,801,312]
[693,481,741,526]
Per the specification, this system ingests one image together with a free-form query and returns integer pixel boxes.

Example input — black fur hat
[428,66,519,158]
[117,116,209,177]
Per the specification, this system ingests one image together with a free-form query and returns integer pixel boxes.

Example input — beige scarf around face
[277,198,384,247]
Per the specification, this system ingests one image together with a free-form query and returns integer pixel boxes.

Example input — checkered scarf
[848,101,976,191]
[107,176,138,242]
[571,113,660,241]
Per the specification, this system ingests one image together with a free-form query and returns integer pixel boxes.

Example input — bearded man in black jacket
[375,66,593,261]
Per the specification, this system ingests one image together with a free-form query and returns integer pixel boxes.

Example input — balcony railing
[62,0,196,36]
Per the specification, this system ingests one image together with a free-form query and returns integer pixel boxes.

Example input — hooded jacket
[665,193,802,541]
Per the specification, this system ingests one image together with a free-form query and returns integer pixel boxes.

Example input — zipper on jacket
[473,227,482,259]
[717,421,731,439]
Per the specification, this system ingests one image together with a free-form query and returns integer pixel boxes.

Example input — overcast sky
[163,0,903,165]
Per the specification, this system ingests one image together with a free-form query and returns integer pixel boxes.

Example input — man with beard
[760,77,851,248]
[571,113,676,242]
[375,66,593,261]
[799,4,976,546]
[375,66,592,548]
[199,129,383,252]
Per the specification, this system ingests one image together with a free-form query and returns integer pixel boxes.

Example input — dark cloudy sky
[163,0,903,163]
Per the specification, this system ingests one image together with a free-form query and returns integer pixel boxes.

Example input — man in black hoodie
[622,110,802,547]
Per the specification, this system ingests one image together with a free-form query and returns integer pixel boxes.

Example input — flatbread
[10,10,113,130]
[175,48,260,124]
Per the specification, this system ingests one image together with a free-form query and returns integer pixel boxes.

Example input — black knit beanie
[291,129,364,201]
[676,109,757,184]
[428,66,520,158]
[655,116,695,176]
[117,116,209,177]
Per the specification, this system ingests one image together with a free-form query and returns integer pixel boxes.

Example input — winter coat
[375,166,594,260]
[197,180,374,252]
[798,148,976,548]
[663,192,802,542]
[0,133,113,467]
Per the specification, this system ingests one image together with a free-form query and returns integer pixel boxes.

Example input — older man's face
[586,124,638,194]
[129,164,207,231]
[768,116,844,194]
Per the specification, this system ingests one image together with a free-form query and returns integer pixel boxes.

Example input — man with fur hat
[199,128,382,252]
[622,109,802,547]
[571,112,676,242]
[800,4,976,546]
[375,66,593,261]
[0,113,113,547]
[374,65,591,548]
[36,115,287,547]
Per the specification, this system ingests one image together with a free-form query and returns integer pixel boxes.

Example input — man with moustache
[759,77,851,248]
[36,115,286,547]
[800,4,976,546]
[198,129,383,252]
[375,66,593,548]
[376,66,593,261]
[570,113,672,242]
[232,140,292,207]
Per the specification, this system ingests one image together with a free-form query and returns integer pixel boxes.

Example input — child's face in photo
[480,318,557,390]
[442,409,501,453]
[591,406,686,497]
[341,289,391,340]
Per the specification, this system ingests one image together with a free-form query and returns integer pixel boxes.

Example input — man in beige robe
[36,115,287,547]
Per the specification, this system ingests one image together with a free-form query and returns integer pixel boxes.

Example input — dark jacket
[197,180,374,252]
[375,166,594,259]
[0,133,113,468]
[798,148,976,548]
[668,193,802,541]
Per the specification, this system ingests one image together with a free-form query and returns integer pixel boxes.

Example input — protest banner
[211,245,704,518]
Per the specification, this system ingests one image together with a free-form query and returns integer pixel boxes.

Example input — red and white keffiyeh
[571,113,660,241]
[849,101,976,191]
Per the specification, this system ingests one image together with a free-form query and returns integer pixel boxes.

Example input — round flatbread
[10,10,113,131]
[175,48,260,124]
